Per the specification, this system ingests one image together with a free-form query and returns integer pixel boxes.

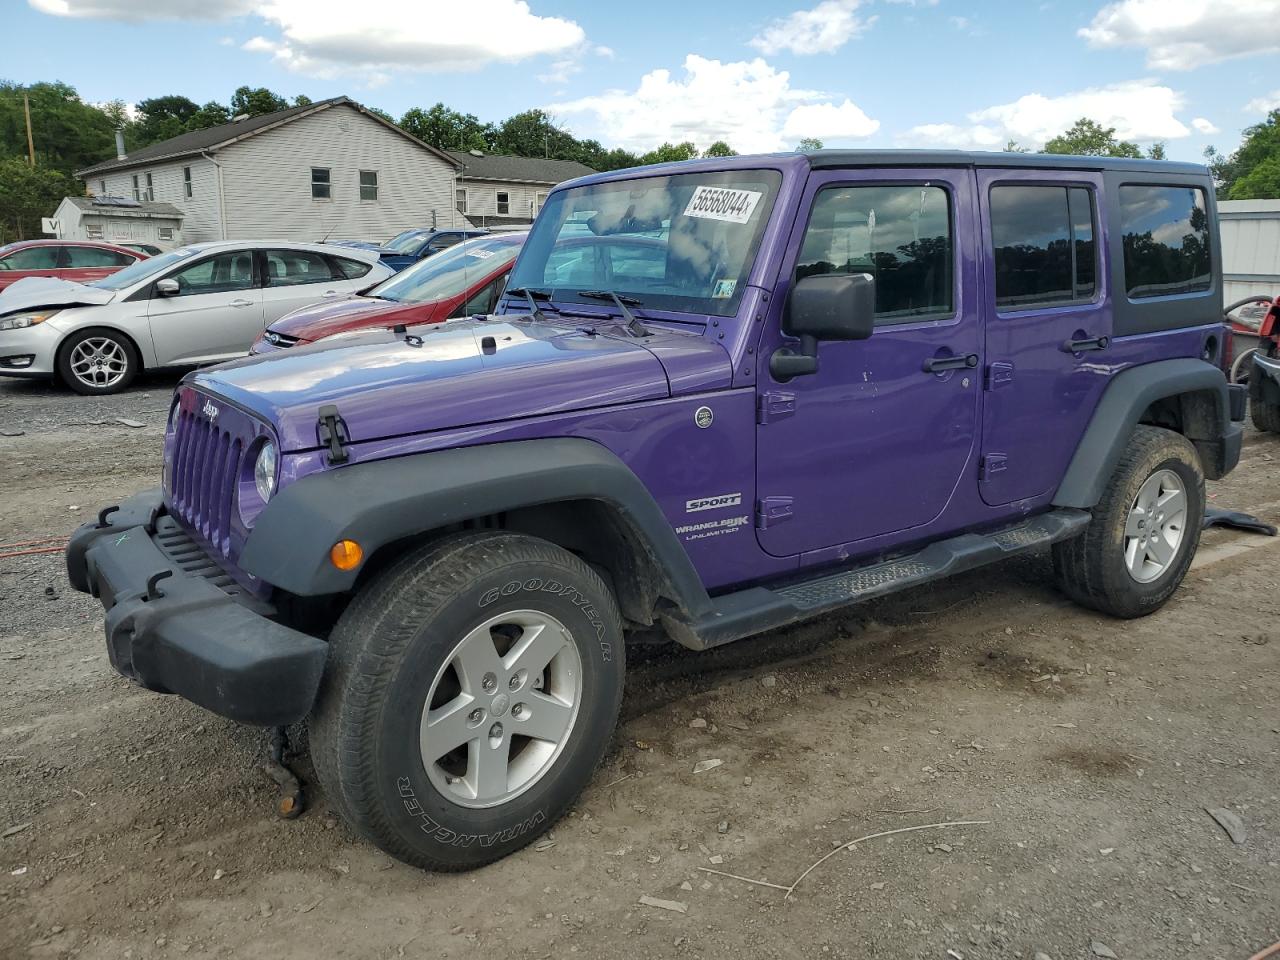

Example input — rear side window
[990,185,1096,310]
[796,183,953,323]
[330,256,373,280]
[264,249,336,286]
[1119,185,1211,299]
[65,246,134,268]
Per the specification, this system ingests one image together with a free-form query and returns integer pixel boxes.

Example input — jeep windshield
[508,168,782,320]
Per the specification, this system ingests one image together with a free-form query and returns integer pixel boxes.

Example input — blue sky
[10,0,1280,161]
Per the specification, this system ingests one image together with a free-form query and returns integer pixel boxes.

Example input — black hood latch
[317,404,350,465]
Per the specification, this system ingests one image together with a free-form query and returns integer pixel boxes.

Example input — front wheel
[1052,426,1204,618]
[57,327,139,395]
[309,531,624,871]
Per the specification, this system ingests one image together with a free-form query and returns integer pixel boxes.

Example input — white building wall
[1220,199,1280,305]
[457,178,548,225]
[50,199,183,248]
[94,158,221,242]
[216,104,457,242]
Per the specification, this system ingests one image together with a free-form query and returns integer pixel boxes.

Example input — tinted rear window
[990,185,1096,309]
[1119,185,1211,299]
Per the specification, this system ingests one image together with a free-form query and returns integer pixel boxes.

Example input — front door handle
[923,353,979,373]
[229,298,254,308]
[1061,335,1110,353]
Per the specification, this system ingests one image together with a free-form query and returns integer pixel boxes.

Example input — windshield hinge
[757,391,796,424]
[317,404,350,465]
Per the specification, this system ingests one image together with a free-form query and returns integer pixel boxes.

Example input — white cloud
[550,55,878,153]
[1245,90,1280,113]
[33,0,586,76]
[1080,0,1280,71]
[782,100,880,140]
[1190,116,1219,134]
[903,80,1192,149]
[748,0,874,56]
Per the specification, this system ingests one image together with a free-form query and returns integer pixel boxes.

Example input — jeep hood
[268,296,434,342]
[194,316,732,451]
[0,276,116,314]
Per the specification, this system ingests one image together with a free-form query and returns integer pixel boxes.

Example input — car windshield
[383,230,430,254]
[371,235,523,304]
[508,168,782,319]
[91,247,202,290]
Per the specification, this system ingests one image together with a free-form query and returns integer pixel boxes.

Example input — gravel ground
[1,373,1278,960]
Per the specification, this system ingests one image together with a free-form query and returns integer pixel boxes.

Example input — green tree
[1231,153,1280,199]
[702,140,736,157]
[365,106,395,125]
[796,137,824,151]
[293,94,313,107]
[638,141,699,165]
[0,155,76,241]
[1003,139,1030,153]
[400,103,494,151]
[133,94,200,146]
[1043,118,1142,158]
[187,101,231,131]
[1147,141,1167,160]
[229,86,289,117]
[494,109,579,159]
[0,81,117,177]
[1208,110,1280,199]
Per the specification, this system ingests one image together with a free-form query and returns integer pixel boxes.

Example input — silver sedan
[0,241,393,395]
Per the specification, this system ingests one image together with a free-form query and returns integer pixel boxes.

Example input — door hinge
[979,454,1008,481]
[755,496,794,529]
[757,390,796,424]
[317,404,351,465]
[985,362,1014,391]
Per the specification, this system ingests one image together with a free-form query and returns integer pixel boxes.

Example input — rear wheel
[1052,426,1204,618]
[309,531,624,871]
[57,328,139,395]
[1251,395,1280,433]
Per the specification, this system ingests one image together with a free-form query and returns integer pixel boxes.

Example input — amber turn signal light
[330,539,363,571]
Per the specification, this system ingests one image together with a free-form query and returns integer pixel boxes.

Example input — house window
[1119,185,1211,299]
[359,170,378,201]
[85,224,104,240]
[131,174,140,202]
[534,191,548,216]
[456,188,467,214]
[144,173,154,202]
[183,167,192,199]
[98,180,106,196]
[496,191,510,215]
[159,227,174,241]
[312,167,331,200]
[990,185,1097,310]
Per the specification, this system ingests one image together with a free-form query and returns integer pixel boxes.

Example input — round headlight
[254,442,278,502]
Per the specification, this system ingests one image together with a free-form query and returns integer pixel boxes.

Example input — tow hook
[263,726,304,820]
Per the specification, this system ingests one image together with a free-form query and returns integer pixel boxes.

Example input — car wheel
[1051,426,1204,619]
[57,328,139,395]
[309,531,624,871]
[1251,396,1280,433]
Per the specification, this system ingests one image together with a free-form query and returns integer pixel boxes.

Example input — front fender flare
[238,437,713,617]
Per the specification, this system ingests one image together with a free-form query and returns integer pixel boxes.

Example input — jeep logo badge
[694,406,714,429]
[202,400,219,421]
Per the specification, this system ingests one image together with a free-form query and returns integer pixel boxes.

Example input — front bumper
[0,322,58,376]
[66,489,327,727]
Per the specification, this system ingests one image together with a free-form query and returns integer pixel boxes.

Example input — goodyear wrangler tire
[309,531,624,871]
[1051,426,1204,619]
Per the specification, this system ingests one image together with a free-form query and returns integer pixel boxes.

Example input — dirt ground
[1,372,1277,960]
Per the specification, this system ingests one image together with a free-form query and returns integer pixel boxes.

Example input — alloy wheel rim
[420,609,583,809]
[1123,468,1187,583]
[69,337,128,389]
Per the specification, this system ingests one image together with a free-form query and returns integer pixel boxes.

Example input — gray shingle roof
[76,97,459,177]
[66,196,185,219]
[449,151,595,184]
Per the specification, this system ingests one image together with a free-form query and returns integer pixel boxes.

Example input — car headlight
[254,442,278,502]
[0,310,59,331]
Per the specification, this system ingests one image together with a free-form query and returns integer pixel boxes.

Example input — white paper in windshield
[468,249,495,259]
[683,186,762,224]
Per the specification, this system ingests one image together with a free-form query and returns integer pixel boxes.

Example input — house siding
[1220,200,1280,306]
[217,104,458,241]
[457,178,549,225]
[96,159,221,242]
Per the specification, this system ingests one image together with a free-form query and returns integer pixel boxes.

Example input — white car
[0,241,392,395]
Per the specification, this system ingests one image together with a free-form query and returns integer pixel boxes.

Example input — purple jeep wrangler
[67,151,1245,871]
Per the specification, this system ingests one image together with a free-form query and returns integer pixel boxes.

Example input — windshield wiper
[576,290,649,337]
[506,286,557,322]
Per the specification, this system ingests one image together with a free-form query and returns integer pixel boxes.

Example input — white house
[50,196,185,249]
[1219,199,1280,306]
[76,97,463,243]
[449,151,596,228]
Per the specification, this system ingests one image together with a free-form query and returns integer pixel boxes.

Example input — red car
[250,233,526,353]
[0,239,146,292]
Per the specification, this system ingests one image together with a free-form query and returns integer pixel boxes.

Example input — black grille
[153,515,244,598]
[168,405,242,557]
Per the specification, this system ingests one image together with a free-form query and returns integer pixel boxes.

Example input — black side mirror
[770,273,875,380]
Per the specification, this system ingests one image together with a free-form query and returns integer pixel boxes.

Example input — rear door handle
[1061,335,1110,353]
[923,353,979,373]
[230,298,254,308]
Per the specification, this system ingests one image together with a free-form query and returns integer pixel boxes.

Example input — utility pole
[23,94,35,166]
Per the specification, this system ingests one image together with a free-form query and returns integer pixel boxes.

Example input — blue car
[336,229,491,272]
